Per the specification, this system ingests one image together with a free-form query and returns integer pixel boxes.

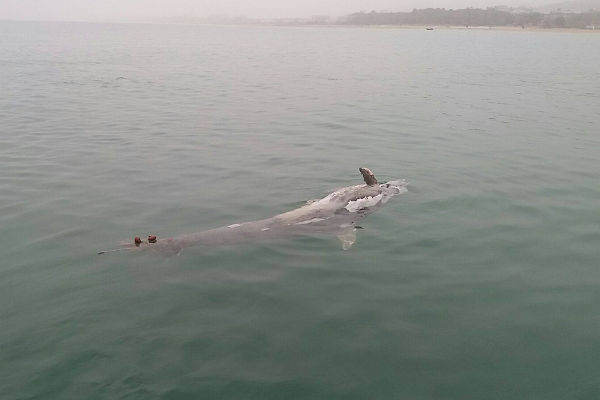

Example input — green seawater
[1,21,599,399]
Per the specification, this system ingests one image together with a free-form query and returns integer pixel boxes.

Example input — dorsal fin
[359,167,378,186]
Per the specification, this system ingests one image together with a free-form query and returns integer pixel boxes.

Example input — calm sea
[1,21,599,399]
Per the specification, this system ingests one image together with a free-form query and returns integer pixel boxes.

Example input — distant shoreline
[161,21,600,33]
[2,19,600,33]
[222,23,600,33]
[332,24,600,33]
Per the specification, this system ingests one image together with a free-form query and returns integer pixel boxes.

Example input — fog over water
[0,0,573,22]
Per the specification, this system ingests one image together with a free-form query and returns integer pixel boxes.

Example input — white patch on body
[227,224,242,228]
[345,194,384,212]
[261,227,270,231]
[295,217,325,225]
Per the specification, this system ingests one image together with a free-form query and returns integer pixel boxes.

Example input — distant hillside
[536,0,600,12]
[342,8,600,28]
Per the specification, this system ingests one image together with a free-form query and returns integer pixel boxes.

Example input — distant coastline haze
[2,0,599,23]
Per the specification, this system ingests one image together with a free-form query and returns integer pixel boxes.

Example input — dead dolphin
[98,168,407,255]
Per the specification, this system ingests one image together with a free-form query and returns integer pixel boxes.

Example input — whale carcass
[98,168,407,255]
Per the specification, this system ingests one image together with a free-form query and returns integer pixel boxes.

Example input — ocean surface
[1,21,599,399]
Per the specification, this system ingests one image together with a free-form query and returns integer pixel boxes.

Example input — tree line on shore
[340,8,600,28]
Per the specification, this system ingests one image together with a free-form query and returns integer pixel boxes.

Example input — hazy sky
[0,0,565,22]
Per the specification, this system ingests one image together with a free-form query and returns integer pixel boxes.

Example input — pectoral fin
[337,229,357,250]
